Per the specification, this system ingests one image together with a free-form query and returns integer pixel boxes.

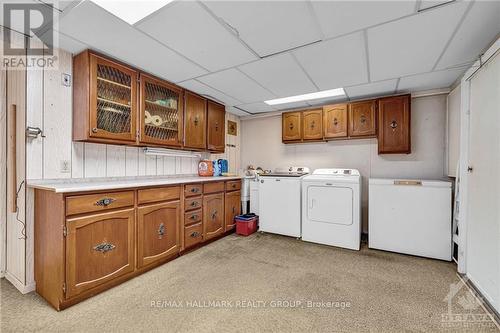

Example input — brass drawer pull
[190,231,200,238]
[211,210,218,220]
[190,201,198,207]
[190,188,200,193]
[94,197,115,207]
[231,184,236,188]
[190,214,198,220]
[93,242,115,253]
[158,223,165,239]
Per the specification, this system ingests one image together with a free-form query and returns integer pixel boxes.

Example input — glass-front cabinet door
[89,55,137,142]
[139,74,183,146]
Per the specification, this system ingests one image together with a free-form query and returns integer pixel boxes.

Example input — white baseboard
[5,271,36,294]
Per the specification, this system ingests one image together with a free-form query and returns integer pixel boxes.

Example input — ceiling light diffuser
[264,88,345,105]
[91,0,173,25]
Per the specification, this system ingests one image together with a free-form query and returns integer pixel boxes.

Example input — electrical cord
[15,180,26,240]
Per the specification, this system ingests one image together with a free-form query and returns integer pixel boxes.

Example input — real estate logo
[2,1,59,70]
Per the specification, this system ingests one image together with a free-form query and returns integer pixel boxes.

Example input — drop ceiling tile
[437,0,500,69]
[419,0,454,11]
[136,1,257,72]
[38,29,87,54]
[227,107,252,117]
[345,79,398,99]
[238,54,317,97]
[197,69,276,104]
[293,31,368,90]
[178,80,242,107]
[204,1,322,57]
[235,102,276,114]
[58,1,207,82]
[397,67,467,92]
[311,1,416,39]
[367,1,468,81]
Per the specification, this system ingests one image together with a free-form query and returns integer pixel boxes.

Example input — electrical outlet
[62,73,72,87]
[60,160,71,173]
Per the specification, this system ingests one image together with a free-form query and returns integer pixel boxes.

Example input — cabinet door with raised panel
[184,92,207,149]
[139,74,183,146]
[89,54,137,142]
[137,201,180,268]
[378,95,411,154]
[282,111,302,142]
[323,104,347,139]
[203,193,224,241]
[207,101,225,152]
[225,190,241,231]
[302,109,323,140]
[65,208,135,298]
[349,100,376,137]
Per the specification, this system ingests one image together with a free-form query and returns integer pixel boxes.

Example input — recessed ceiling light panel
[264,88,345,105]
[91,0,174,25]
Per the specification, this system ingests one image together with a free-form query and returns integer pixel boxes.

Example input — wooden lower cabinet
[225,190,241,231]
[137,201,180,268]
[203,193,225,240]
[65,208,135,298]
[34,179,241,310]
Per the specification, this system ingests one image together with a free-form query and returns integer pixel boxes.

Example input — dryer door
[307,185,353,225]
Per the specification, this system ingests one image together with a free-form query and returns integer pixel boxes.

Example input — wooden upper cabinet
[349,100,377,137]
[203,193,224,241]
[323,104,348,139]
[137,201,180,268]
[378,95,411,154]
[73,51,138,143]
[65,208,135,298]
[139,74,183,147]
[207,101,225,152]
[302,109,323,140]
[184,92,207,149]
[282,111,302,142]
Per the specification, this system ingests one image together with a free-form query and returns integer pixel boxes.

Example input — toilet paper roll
[144,111,152,124]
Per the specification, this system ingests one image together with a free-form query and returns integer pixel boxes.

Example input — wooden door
[282,111,302,141]
[89,54,137,142]
[203,193,224,241]
[65,208,135,298]
[349,100,376,137]
[137,201,180,268]
[378,95,411,154]
[139,74,183,147]
[184,92,207,149]
[323,104,347,139]
[207,101,225,152]
[302,109,323,140]
[225,191,241,231]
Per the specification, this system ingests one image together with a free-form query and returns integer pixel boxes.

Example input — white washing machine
[301,169,361,250]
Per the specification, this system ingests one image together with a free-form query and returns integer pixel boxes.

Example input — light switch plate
[62,73,72,87]
[60,160,71,173]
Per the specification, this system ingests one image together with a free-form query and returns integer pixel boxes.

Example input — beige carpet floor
[1,233,498,333]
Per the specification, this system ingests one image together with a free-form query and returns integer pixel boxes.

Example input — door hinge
[62,282,66,294]
[63,226,67,237]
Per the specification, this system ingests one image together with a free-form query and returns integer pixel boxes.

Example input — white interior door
[466,52,499,312]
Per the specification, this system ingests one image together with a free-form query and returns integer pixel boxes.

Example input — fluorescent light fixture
[91,0,174,25]
[144,147,201,158]
[264,88,345,105]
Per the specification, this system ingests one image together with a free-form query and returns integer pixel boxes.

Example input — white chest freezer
[368,178,452,261]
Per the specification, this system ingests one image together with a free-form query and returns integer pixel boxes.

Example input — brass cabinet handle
[93,242,115,253]
[190,214,198,220]
[190,231,200,238]
[289,123,294,130]
[231,184,236,188]
[310,120,315,129]
[94,197,115,207]
[158,223,165,239]
[232,206,236,214]
[360,115,367,124]
[211,210,217,220]
[194,116,199,126]
[190,201,198,207]
[390,120,398,129]
[215,122,219,131]
[333,118,338,126]
[190,187,199,193]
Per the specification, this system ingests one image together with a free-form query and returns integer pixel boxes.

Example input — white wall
[446,84,461,177]
[241,95,448,231]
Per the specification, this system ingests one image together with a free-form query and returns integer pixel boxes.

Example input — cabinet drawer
[66,191,134,216]
[185,196,202,211]
[184,209,202,226]
[138,186,180,205]
[226,180,241,192]
[185,184,202,197]
[184,223,203,249]
[203,181,225,194]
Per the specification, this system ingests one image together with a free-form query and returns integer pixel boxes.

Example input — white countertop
[27,175,242,193]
